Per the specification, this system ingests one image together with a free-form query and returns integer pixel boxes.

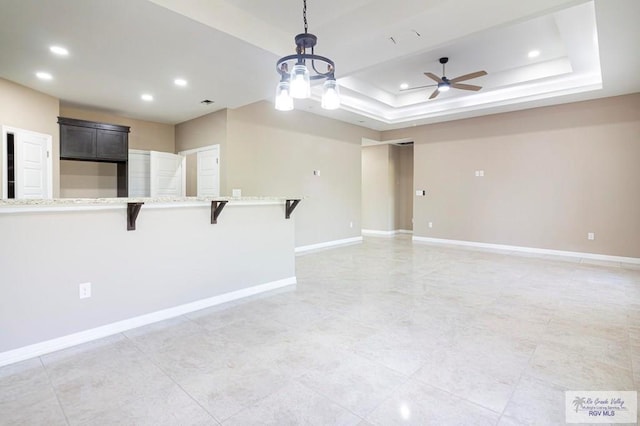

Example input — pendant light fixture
[275,0,340,111]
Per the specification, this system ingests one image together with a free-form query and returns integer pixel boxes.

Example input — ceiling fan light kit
[403,57,487,100]
[437,82,451,92]
[275,0,340,111]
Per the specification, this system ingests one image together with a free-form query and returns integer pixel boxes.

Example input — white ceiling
[0,0,638,131]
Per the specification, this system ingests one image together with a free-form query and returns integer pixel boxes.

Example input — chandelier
[275,0,340,111]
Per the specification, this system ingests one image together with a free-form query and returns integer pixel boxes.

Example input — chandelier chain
[303,0,308,33]
[275,0,340,110]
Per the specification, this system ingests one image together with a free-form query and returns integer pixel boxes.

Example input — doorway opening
[361,139,414,235]
[2,126,53,199]
[7,133,14,198]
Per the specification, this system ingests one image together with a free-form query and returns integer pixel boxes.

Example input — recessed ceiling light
[400,83,409,90]
[36,71,53,80]
[141,94,153,101]
[50,45,69,56]
[174,78,187,87]
[528,49,540,58]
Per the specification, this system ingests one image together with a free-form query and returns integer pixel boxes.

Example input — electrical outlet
[587,232,595,241]
[79,282,91,299]
[313,170,321,176]
[428,222,433,228]
[349,221,353,228]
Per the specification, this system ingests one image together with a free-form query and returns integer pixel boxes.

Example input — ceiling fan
[402,57,487,100]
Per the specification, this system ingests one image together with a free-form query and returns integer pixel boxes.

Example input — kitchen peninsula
[0,197,300,366]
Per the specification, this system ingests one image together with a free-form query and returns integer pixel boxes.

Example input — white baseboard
[295,236,363,254]
[412,236,640,265]
[0,277,296,368]
[362,229,413,237]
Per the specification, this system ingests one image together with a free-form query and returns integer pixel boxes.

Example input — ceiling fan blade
[451,83,482,91]
[424,72,443,83]
[400,84,436,92]
[428,89,440,100]
[450,70,487,83]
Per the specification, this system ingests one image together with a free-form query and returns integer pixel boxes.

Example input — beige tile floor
[1,236,638,425]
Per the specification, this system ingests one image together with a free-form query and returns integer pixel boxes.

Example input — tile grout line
[215,379,297,424]
[121,327,223,425]
[404,374,505,421]
[38,355,72,426]
[494,309,558,423]
[291,378,368,423]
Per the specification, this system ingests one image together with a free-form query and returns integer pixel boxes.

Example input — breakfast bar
[0,197,299,365]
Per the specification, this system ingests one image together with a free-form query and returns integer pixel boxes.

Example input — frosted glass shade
[275,80,294,111]
[321,79,340,110]
[290,64,311,99]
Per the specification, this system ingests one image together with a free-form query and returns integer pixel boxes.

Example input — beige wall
[0,78,60,197]
[226,101,379,247]
[59,160,118,198]
[175,109,228,192]
[185,152,197,196]
[383,94,640,258]
[175,101,381,247]
[59,106,175,197]
[175,109,227,152]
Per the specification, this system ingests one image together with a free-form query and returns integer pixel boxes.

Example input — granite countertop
[0,196,301,211]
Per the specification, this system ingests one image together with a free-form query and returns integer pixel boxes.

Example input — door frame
[178,144,220,197]
[1,125,53,199]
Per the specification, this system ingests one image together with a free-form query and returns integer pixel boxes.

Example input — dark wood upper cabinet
[58,117,130,162]
[60,124,97,160]
[96,129,127,161]
[58,117,131,196]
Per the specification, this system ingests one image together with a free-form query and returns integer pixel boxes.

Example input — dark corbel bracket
[127,202,144,231]
[211,200,228,224]
[285,199,301,219]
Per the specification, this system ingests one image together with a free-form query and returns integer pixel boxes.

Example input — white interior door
[196,146,220,197]
[9,128,53,199]
[128,150,150,197]
[150,151,185,197]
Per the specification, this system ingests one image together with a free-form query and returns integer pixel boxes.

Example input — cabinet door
[96,129,127,161]
[60,125,96,159]
[128,151,150,197]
